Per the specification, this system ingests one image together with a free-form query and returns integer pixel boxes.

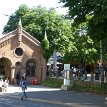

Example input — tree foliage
[3,4,99,64]
[42,31,49,61]
[3,4,73,61]
[60,0,107,41]
[63,22,98,64]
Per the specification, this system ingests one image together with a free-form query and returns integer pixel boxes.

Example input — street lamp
[0,13,9,36]
[0,13,9,16]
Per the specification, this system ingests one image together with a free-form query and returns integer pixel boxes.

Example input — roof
[0,19,41,47]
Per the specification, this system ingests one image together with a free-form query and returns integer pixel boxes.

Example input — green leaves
[42,31,49,52]
[3,4,72,61]
[60,0,107,41]
[42,37,49,61]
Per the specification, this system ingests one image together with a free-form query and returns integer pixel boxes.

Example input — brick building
[0,19,46,84]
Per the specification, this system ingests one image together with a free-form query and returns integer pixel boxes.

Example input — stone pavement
[1,85,107,107]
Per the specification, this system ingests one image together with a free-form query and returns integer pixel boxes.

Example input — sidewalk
[1,85,107,107]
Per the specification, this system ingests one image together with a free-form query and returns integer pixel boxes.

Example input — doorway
[0,57,12,80]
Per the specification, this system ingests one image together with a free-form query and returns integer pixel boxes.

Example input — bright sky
[0,0,67,38]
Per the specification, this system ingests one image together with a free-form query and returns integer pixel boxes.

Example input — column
[11,65,15,83]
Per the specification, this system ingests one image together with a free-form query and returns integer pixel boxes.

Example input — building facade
[0,19,46,84]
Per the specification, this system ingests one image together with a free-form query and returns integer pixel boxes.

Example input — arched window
[26,60,36,76]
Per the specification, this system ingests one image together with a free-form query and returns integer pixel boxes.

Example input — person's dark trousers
[21,88,27,100]
[17,79,20,86]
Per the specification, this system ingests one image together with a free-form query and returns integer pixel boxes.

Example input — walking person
[16,71,20,86]
[5,77,9,91]
[2,77,9,92]
[19,76,27,100]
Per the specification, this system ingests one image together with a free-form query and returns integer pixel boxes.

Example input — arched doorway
[0,57,12,80]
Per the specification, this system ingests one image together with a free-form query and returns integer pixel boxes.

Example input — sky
[0,0,68,38]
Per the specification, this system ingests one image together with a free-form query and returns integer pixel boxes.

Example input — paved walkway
[1,85,107,107]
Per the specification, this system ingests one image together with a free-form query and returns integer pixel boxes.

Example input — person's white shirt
[73,67,77,73]
[0,80,3,87]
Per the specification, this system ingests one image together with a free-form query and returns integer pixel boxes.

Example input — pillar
[11,65,15,83]
[61,70,73,91]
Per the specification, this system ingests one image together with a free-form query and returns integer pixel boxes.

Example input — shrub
[42,78,63,88]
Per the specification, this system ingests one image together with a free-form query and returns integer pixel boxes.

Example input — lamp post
[0,13,9,16]
[0,13,9,36]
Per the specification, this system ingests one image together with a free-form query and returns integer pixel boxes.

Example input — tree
[3,4,73,61]
[60,0,107,41]
[42,31,50,61]
[63,22,98,65]
[60,1,107,83]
